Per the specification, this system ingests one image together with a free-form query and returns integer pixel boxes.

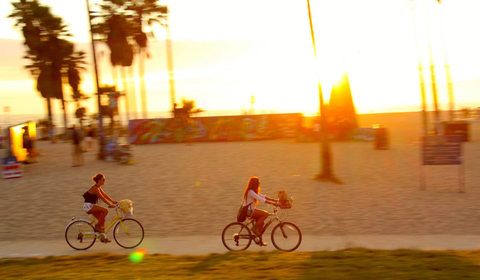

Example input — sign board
[2,157,23,179]
[420,135,464,192]
[422,135,462,165]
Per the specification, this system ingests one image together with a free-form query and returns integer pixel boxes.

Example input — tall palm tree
[66,50,89,129]
[123,0,168,119]
[306,0,341,184]
[93,0,167,120]
[9,0,83,139]
[92,2,136,121]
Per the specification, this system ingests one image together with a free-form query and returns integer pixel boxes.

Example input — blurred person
[22,126,36,163]
[83,173,118,243]
[241,176,279,246]
[72,125,83,166]
[85,125,95,151]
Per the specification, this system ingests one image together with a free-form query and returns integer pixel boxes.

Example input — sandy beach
[2,111,480,255]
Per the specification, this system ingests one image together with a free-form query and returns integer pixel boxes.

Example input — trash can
[374,127,389,150]
[443,121,469,141]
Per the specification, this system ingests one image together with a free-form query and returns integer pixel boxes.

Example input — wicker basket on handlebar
[277,190,293,209]
[119,199,133,218]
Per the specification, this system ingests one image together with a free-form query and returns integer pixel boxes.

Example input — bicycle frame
[245,207,283,236]
[67,208,129,240]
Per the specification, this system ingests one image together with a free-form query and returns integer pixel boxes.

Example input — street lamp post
[85,0,105,159]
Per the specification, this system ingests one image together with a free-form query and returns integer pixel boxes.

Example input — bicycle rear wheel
[65,220,97,250]
[222,222,252,251]
[113,218,144,249]
[271,222,302,252]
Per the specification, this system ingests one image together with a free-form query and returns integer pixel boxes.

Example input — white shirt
[242,189,266,211]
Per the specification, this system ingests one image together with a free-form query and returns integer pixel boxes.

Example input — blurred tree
[125,0,168,119]
[93,0,168,119]
[66,49,89,129]
[181,98,204,116]
[92,2,136,120]
[9,0,86,139]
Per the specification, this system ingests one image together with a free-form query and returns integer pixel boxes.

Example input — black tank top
[83,185,99,204]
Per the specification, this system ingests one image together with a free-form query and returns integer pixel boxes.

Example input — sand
[2,111,480,252]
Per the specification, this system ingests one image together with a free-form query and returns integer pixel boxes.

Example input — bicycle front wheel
[113,218,145,249]
[271,222,302,252]
[65,220,97,250]
[221,222,252,251]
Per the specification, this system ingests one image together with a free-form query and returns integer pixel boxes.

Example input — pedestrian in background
[72,125,83,167]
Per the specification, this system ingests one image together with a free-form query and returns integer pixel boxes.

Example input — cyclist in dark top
[83,173,117,242]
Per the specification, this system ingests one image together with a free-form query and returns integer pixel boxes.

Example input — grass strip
[1,248,480,279]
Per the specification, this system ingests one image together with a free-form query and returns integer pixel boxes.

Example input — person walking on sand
[85,125,95,152]
[241,176,279,246]
[83,174,118,243]
[72,125,83,167]
[22,126,36,163]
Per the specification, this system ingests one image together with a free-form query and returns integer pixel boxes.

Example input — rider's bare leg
[88,205,109,232]
[251,209,268,233]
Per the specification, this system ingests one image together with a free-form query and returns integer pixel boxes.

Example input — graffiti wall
[129,114,301,145]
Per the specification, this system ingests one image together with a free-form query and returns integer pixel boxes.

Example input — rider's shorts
[83,202,94,213]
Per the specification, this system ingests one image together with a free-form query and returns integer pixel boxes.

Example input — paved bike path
[2,235,480,259]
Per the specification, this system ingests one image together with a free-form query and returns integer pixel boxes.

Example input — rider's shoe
[99,234,111,243]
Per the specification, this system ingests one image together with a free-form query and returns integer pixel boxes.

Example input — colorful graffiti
[128,114,301,145]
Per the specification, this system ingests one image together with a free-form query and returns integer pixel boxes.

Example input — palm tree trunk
[139,49,147,119]
[61,97,68,141]
[111,64,119,91]
[306,0,341,184]
[46,97,54,142]
[128,66,138,119]
[121,66,130,123]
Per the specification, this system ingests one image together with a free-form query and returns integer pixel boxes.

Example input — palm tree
[306,0,341,184]
[92,2,136,121]
[123,0,168,119]
[66,50,89,129]
[93,0,168,121]
[9,0,82,139]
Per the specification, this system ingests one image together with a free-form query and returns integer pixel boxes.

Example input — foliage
[181,98,204,115]
[8,0,88,135]
[2,249,480,279]
[91,0,169,117]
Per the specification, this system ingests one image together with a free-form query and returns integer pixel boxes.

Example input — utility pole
[85,0,105,159]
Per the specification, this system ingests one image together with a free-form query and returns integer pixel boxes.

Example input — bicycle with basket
[65,199,144,250]
[221,190,302,252]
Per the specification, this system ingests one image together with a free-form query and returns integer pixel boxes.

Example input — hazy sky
[1,0,480,120]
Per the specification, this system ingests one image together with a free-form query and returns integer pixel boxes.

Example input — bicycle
[65,200,144,250]
[221,194,302,252]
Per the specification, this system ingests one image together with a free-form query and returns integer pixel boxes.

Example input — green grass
[2,249,480,279]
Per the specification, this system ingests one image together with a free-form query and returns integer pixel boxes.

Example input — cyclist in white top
[242,176,279,244]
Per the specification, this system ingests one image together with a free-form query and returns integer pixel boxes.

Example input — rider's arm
[264,196,280,206]
[93,187,115,207]
[248,190,266,203]
[99,188,117,204]
[249,190,279,205]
